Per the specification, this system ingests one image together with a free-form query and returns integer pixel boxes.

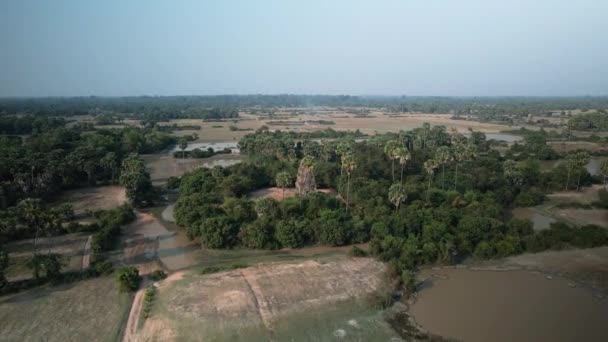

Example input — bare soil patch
[56,185,126,214]
[0,276,131,342]
[138,257,388,341]
[247,187,340,201]
[4,233,91,281]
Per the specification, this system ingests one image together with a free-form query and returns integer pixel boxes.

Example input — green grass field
[0,276,132,342]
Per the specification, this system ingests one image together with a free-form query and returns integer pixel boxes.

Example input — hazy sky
[1,0,607,97]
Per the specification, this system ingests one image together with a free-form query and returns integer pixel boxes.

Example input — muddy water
[170,141,239,153]
[511,207,556,230]
[410,269,608,342]
[541,157,604,176]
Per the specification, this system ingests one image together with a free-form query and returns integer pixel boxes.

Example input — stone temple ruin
[295,160,316,197]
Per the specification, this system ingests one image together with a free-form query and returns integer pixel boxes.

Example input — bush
[150,270,167,281]
[514,190,544,207]
[276,219,310,248]
[115,266,141,292]
[199,216,238,248]
[348,245,368,257]
[93,260,114,275]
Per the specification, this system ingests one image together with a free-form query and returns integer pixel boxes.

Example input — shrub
[115,266,141,292]
[150,270,167,281]
[348,245,368,257]
[93,260,114,275]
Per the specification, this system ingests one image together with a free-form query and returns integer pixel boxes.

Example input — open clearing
[512,185,608,228]
[56,185,126,214]
[3,233,91,281]
[0,276,131,342]
[136,257,399,341]
[248,187,340,201]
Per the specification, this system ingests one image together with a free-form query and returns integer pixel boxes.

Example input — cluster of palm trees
[564,151,590,191]
[384,128,479,206]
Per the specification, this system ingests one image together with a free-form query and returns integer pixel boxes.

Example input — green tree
[178,138,188,158]
[388,183,407,212]
[384,140,400,182]
[275,171,292,200]
[119,154,152,204]
[564,153,577,191]
[100,152,118,182]
[601,159,608,189]
[341,153,356,214]
[395,146,411,184]
[115,266,141,292]
[575,152,590,191]
[424,159,438,201]
[435,146,452,189]
[0,246,8,289]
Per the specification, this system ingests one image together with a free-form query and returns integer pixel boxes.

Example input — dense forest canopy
[173,126,608,277]
[1,96,607,118]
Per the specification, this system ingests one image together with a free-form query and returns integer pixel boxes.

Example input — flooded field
[511,207,556,230]
[169,141,239,153]
[541,156,605,175]
[142,154,245,185]
[411,268,608,342]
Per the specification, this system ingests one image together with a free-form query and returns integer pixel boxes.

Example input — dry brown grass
[137,257,387,341]
[56,186,126,214]
[247,187,340,201]
[0,276,131,342]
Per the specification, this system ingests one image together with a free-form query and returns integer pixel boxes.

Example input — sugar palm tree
[601,159,608,189]
[575,152,590,191]
[564,153,577,191]
[275,171,291,200]
[388,183,407,213]
[424,159,438,201]
[384,140,400,182]
[394,146,411,184]
[342,153,356,214]
[435,146,452,189]
[178,138,188,158]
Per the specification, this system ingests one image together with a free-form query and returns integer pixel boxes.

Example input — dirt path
[122,280,149,342]
[80,235,92,270]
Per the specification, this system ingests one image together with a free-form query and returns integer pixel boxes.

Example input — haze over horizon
[1,0,607,97]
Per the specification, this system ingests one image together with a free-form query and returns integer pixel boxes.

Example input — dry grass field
[0,276,132,342]
[136,257,398,341]
[56,186,126,214]
[247,187,340,201]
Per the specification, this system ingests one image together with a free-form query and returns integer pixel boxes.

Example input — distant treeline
[1,96,607,119]
[0,116,66,135]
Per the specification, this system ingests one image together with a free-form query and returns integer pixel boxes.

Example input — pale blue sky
[1,0,607,96]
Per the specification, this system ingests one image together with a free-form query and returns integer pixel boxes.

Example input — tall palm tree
[275,171,291,200]
[388,183,407,212]
[601,159,608,189]
[435,146,452,189]
[575,152,590,191]
[384,140,400,182]
[564,153,577,191]
[178,138,188,158]
[395,146,411,184]
[336,140,353,177]
[424,159,438,201]
[342,153,356,214]
[452,143,477,190]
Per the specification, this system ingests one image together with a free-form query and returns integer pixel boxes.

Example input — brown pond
[410,269,608,342]
[511,207,556,230]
